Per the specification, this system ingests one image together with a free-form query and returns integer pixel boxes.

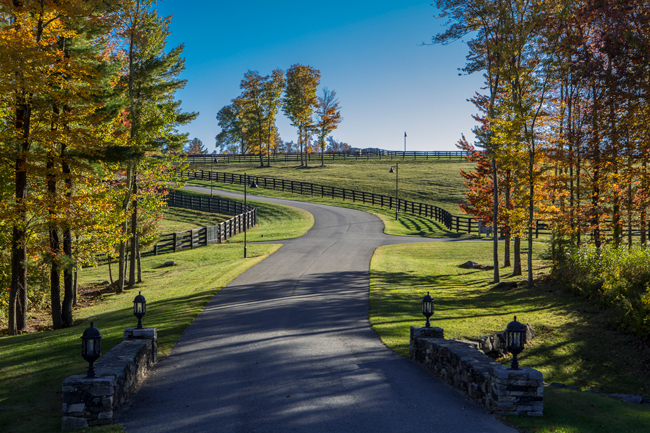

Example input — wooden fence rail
[179,169,552,237]
[184,150,472,165]
[96,192,256,264]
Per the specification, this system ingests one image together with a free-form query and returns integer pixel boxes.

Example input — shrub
[551,241,650,339]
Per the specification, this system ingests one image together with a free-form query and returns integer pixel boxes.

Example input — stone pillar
[409,326,444,360]
[489,366,544,416]
[62,327,158,431]
[124,326,157,363]
[62,375,116,430]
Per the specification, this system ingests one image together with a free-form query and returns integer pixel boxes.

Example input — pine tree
[116,0,197,292]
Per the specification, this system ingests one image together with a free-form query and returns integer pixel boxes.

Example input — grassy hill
[188,158,474,214]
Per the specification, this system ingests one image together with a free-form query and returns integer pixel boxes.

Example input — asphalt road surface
[118,187,516,433]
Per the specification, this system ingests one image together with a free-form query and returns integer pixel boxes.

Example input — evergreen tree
[116,0,197,292]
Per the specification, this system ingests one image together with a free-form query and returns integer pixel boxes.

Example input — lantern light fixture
[81,322,102,378]
[421,292,434,328]
[133,292,146,329]
[505,316,527,370]
[389,163,399,220]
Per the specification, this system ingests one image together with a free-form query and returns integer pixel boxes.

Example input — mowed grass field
[185,159,480,240]
[157,205,230,234]
[0,196,313,433]
[369,241,650,433]
[188,157,474,213]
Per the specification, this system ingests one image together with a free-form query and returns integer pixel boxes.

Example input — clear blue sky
[155,1,483,152]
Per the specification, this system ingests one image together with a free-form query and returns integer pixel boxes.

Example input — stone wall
[61,327,157,431]
[410,326,543,416]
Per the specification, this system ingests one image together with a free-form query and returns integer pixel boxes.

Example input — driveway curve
[118,187,515,433]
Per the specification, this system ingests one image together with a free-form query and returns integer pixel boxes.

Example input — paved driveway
[118,187,515,433]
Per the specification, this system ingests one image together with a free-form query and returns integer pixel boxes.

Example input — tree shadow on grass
[370,268,650,396]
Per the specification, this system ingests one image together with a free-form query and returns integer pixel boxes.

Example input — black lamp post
[211,157,218,197]
[81,322,102,378]
[505,316,527,370]
[133,292,146,329]
[389,162,399,220]
[421,292,434,328]
[244,174,258,258]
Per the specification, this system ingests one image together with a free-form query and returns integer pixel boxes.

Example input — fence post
[173,233,177,252]
[154,244,158,256]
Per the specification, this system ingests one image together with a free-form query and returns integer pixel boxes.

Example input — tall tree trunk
[47,150,63,330]
[118,163,134,293]
[10,101,31,334]
[642,158,647,245]
[129,173,138,289]
[504,170,511,267]
[73,267,78,308]
[108,256,114,285]
[137,242,143,283]
[62,225,73,326]
[491,157,500,283]
[513,237,522,276]
[591,87,601,249]
[527,138,535,287]
[61,143,74,327]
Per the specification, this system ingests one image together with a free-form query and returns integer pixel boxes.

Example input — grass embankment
[157,205,230,234]
[370,241,650,433]
[188,158,474,213]
[174,189,314,242]
[0,196,313,433]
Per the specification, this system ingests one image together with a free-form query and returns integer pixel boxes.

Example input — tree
[0,0,124,333]
[433,0,510,283]
[235,69,285,167]
[215,103,245,154]
[283,64,320,167]
[326,136,350,153]
[187,137,207,154]
[314,88,342,167]
[116,0,197,293]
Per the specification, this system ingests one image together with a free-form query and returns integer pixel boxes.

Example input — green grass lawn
[188,158,474,213]
[0,244,280,433]
[157,205,230,234]
[174,189,314,242]
[0,193,316,433]
[369,241,650,432]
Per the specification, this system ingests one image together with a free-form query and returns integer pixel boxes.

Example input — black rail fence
[184,150,473,165]
[179,169,552,238]
[96,192,256,265]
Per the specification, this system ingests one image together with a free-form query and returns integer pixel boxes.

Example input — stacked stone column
[62,327,157,431]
